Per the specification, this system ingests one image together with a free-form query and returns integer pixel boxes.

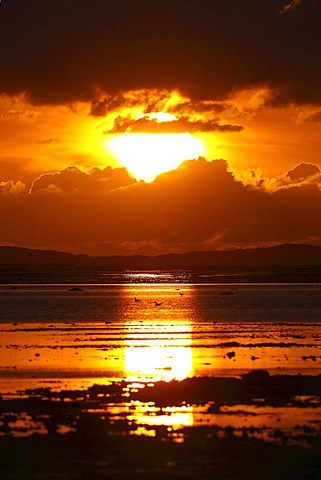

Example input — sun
[104,113,205,182]
[106,133,204,182]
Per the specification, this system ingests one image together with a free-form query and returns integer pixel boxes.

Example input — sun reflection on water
[123,319,194,432]
[121,284,194,383]
[121,285,195,429]
[124,321,193,382]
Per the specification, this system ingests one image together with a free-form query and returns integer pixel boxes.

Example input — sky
[1,0,321,256]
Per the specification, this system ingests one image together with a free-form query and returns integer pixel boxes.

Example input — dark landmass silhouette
[1,243,321,267]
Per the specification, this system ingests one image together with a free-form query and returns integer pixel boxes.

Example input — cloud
[0,180,25,195]
[1,159,321,255]
[34,138,60,145]
[1,1,321,106]
[295,107,321,123]
[240,162,321,193]
[106,115,244,134]
[30,166,136,194]
[91,90,230,118]
[90,90,174,117]
[0,155,47,191]
[281,0,303,14]
[286,163,321,182]
[0,93,41,121]
[91,90,245,139]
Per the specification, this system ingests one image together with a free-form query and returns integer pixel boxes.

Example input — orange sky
[1,1,321,256]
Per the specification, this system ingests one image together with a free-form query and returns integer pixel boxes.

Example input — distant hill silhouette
[1,244,321,267]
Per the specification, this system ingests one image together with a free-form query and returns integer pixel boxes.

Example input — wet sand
[1,372,321,479]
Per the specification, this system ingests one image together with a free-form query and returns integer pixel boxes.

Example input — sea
[1,266,321,480]
[1,266,321,394]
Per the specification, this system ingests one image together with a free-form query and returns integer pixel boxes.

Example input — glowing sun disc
[105,133,204,182]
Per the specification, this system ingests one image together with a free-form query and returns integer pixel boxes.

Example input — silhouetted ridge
[0,246,89,265]
[1,244,321,267]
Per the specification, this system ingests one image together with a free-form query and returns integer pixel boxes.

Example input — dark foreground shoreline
[1,371,321,480]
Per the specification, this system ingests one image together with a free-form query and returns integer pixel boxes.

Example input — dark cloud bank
[1,0,321,106]
[1,159,321,255]
[106,115,243,134]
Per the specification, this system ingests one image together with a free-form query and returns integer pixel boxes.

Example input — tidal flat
[1,276,321,479]
[1,372,321,479]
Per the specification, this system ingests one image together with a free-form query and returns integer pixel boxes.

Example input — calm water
[1,273,321,453]
[1,276,321,394]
